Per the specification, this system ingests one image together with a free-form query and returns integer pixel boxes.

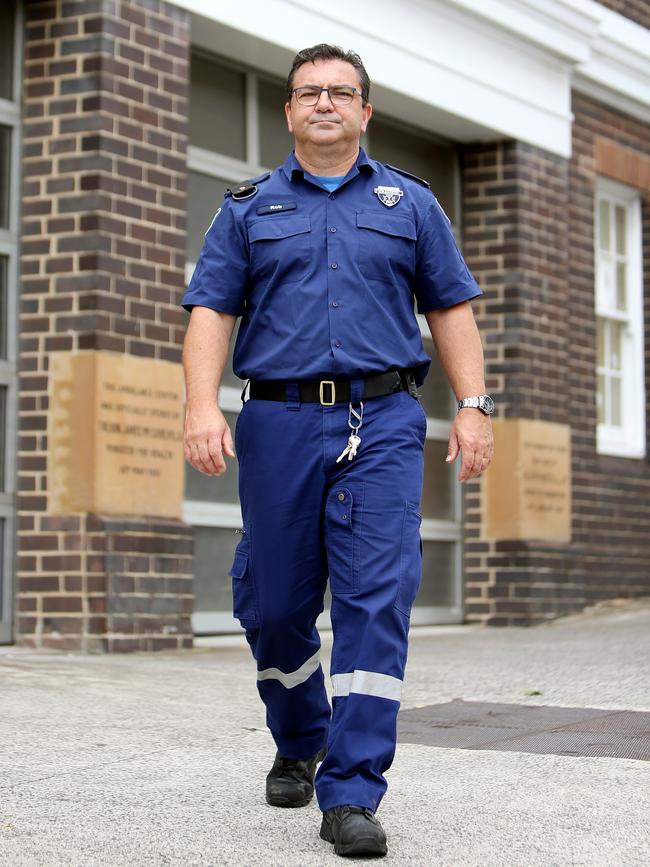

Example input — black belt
[247,369,418,405]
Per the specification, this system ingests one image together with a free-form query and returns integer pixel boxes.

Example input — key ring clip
[347,401,364,433]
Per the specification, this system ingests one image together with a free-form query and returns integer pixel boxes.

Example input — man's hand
[183,399,235,476]
[445,409,494,482]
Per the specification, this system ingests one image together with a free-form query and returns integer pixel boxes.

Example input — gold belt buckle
[319,380,335,406]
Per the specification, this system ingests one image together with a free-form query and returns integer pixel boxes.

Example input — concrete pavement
[1,598,649,866]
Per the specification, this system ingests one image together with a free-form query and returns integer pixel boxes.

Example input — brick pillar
[459,140,583,625]
[18,0,194,651]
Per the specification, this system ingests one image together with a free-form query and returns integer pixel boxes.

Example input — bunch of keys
[336,401,364,463]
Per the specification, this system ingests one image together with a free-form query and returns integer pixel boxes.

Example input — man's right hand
[183,399,235,476]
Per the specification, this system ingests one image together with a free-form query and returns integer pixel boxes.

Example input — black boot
[320,805,388,857]
[265,746,326,808]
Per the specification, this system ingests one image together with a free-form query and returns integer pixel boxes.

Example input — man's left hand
[445,409,494,482]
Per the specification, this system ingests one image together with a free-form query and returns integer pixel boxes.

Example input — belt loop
[350,378,364,404]
[286,381,301,411]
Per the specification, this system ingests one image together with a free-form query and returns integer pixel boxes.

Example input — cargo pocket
[228,527,258,626]
[394,502,423,618]
[325,484,364,595]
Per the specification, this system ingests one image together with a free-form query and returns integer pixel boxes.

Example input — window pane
[184,410,240,503]
[610,321,622,371]
[419,541,455,607]
[420,338,453,419]
[259,78,292,169]
[369,116,457,223]
[193,525,240,614]
[615,205,626,256]
[0,4,14,101]
[0,125,11,230]
[422,438,455,520]
[598,200,610,251]
[0,386,5,492]
[616,262,627,311]
[610,377,622,427]
[186,171,234,265]
[190,54,246,159]
[0,256,7,359]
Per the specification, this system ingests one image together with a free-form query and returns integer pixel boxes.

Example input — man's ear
[284,101,293,134]
[360,102,372,134]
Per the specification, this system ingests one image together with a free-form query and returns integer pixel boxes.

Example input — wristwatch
[457,394,495,415]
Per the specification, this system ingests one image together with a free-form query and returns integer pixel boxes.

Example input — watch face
[481,395,495,414]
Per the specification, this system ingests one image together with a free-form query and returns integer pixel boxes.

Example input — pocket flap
[228,548,249,580]
[248,216,311,243]
[356,211,417,240]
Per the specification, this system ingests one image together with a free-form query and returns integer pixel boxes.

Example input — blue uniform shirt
[182,148,481,385]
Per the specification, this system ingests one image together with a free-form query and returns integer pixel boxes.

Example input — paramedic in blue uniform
[182,44,494,859]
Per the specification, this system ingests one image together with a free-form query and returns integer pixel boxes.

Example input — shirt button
[337,493,345,501]
[330,227,337,233]
[331,262,338,269]
[332,301,339,308]
[334,340,341,348]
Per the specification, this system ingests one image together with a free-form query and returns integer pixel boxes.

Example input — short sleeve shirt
[182,148,481,385]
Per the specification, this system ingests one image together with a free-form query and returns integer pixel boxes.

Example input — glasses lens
[295,87,321,106]
[330,87,355,104]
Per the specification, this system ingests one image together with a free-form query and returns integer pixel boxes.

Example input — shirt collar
[281,146,379,181]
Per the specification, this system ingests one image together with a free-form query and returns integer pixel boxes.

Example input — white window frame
[595,177,646,459]
[0,2,22,644]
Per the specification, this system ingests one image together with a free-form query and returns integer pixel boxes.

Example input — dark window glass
[420,541,455,607]
[368,116,457,223]
[258,77,292,169]
[190,54,246,158]
[0,256,7,359]
[0,386,5,492]
[0,125,11,230]
[422,439,455,521]
[0,4,14,102]
[186,170,233,264]
[193,525,240,614]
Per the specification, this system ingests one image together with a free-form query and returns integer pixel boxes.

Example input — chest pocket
[247,215,312,283]
[357,211,417,283]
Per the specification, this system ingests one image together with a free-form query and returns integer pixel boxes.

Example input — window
[595,178,645,458]
[184,51,464,632]
[0,1,20,644]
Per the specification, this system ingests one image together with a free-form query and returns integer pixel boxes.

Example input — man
[182,44,493,858]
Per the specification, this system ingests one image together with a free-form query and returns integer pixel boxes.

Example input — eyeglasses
[291,85,359,106]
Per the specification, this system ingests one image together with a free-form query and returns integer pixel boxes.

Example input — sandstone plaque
[485,419,571,542]
[51,351,184,518]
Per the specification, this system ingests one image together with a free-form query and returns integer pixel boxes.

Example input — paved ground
[1,598,649,866]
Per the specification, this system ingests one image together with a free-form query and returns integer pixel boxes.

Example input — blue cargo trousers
[230,385,426,811]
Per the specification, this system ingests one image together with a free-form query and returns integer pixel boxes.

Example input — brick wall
[18,0,194,651]
[459,95,650,625]
[459,141,579,625]
[595,0,650,29]
[569,91,650,606]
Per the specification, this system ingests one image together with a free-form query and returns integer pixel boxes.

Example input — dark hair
[286,44,370,105]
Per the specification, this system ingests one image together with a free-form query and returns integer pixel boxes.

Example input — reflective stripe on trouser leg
[234,398,331,760]
[315,390,425,812]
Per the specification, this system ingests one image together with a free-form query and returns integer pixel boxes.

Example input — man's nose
[315,89,335,109]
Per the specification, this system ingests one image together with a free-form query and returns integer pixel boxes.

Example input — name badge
[256,202,297,216]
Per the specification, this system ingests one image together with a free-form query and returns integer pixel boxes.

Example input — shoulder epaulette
[226,171,272,201]
[385,164,430,188]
